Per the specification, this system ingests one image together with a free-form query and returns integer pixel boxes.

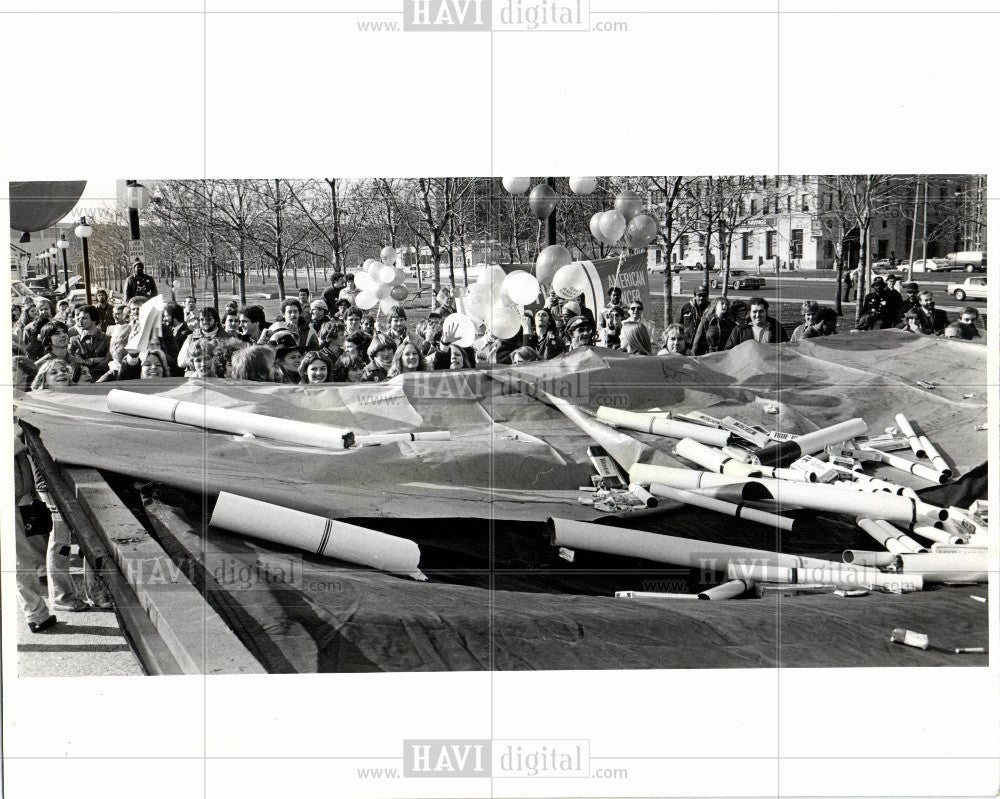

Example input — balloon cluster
[590,190,659,248]
[353,246,409,313]
[453,264,541,341]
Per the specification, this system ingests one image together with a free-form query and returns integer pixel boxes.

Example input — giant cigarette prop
[697,579,753,600]
[538,390,644,472]
[877,450,948,485]
[649,483,797,532]
[674,438,763,478]
[894,413,927,460]
[354,431,451,446]
[548,517,920,592]
[629,463,748,492]
[753,419,868,467]
[595,407,730,447]
[211,492,424,579]
[724,562,921,593]
[856,518,927,554]
[917,435,952,478]
[911,525,967,546]
[107,389,355,449]
[895,550,988,583]
[842,550,899,567]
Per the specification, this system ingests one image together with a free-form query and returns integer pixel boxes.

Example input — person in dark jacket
[124,261,158,300]
[725,297,788,347]
[691,297,736,355]
[524,308,565,360]
[676,285,710,349]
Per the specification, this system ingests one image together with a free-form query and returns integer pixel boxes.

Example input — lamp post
[57,234,70,289]
[75,216,94,304]
[125,180,149,263]
[48,246,59,283]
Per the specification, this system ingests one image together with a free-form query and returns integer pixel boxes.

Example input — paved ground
[16,554,143,678]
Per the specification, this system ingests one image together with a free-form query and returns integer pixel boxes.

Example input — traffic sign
[129,239,145,262]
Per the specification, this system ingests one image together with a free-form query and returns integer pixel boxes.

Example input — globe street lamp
[48,246,59,283]
[56,234,70,289]
[75,216,94,304]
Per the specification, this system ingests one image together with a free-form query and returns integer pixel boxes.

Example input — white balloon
[379,265,398,284]
[463,293,489,322]
[379,298,398,314]
[477,264,508,303]
[355,290,378,310]
[551,262,588,300]
[380,246,397,266]
[489,302,523,339]
[598,209,627,243]
[374,281,391,299]
[366,261,382,277]
[363,258,379,270]
[354,271,375,292]
[442,313,477,348]
[502,177,531,195]
[569,176,598,195]
[502,270,540,306]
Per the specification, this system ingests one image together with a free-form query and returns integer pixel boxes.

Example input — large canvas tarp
[15,331,990,671]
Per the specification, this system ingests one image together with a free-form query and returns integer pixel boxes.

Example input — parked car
[709,271,765,291]
[947,276,987,302]
[944,250,987,272]
[870,260,895,273]
[909,258,950,272]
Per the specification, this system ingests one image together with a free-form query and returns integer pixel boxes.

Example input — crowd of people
[12,263,982,395]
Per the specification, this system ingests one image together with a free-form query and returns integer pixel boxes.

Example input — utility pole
[906,178,919,282]
[545,177,557,247]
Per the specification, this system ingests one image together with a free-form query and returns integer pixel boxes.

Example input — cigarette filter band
[754,418,868,467]
[912,526,967,546]
[594,407,730,447]
[649,483,797,532]
[895,550,988,583]
[211,492,425,579]
[917,435,952,478]
[893,413,927,460]
[879,450,948,485]
[628,484,659,508]
[353,430,451,445]
[674,438,763,478]
[697,579,753,600]
[628,463,747,492]
[842,550,900,567]
[549,517,921,592]
[107,389,355,449]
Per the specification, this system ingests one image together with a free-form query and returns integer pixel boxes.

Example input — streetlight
[75,216,94,304]
[48,246,59,283]
[56,234,70,289]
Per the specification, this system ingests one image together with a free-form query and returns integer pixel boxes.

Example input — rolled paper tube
[674,438,763,478]
[108,389,355,449]
[842,550,900,567]
[549,516,918,592]
[697,579,753,600]
[912,526,967,546]
[890,628,929,649]
[870,519,928,553]
[354,430,451,445]
[725,561,922,593]
[615,591,699,600]
[539,390,643,473]
[688,483,762,503]
[771,467,813,483]
[917,435,952,478]
[879,450,948,485]
[739,476,943,526]
[895,551,988,583]
[628,483,658,508]
[856,518,925,554]
[754,418,868,467]
[211,492,424,579]
[628,463,747,492]
[595,407,730,447]
[893,413,927,459]
[649,483,797,532]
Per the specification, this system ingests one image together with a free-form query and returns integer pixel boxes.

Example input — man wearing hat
[124,260,158,301]
[565,314,595,352]
[900,281,921,318]
[308,299,330,338]
[857,276,892,330]
[677,286,709,349]
[883,275,903,325]
[267,331,307,383]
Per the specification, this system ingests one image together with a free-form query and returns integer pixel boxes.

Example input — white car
[910,258,950,272]
[947,276,987,302]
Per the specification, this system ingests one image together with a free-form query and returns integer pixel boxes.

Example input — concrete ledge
[65,468,265,675]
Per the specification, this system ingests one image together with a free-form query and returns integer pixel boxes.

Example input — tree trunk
[238,238,247,305]
[210,251,220,311]
[834,255,844,317]
[663,215,675,326]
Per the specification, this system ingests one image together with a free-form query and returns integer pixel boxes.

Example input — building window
[739,199,747,216]
[698,233,705,247]
[801,194,809,211]
[682,234,690,247]
[877,239,889,259]
[791,229,803,260]
[749,198,757,215]
[766,231,777,260]
[823,240,834,260]
[787,196,792,212]
[741,232,751,260]
[881,220,887,229]
[762,176,768,189]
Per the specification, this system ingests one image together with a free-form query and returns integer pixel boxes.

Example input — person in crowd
[159,302,191,376]
[557,300,581,339]
[12,301,22,324]
[333,350,365,382]
[70,364,93,384]
[857,276,894,330]
[92,289,115,331]
[68,305,111,378]
[601,305,625,349]
[360,314,377,339]
[909,290,949,335]
[332,298,352,321]
[229,345,280,382]
[297,287,310,309]
[177,306,225,374]
[13,303,39,355]
[432,285,456,317]
[139,349,171,379]
[308,299,330,338]
[268,332,306,383]
[35,322,82,369]
[387,340,425,377]
[187,337,219,378]
[900,282,921,317]
[384,307,409,350]
[790,300,821,342]
[338,273,359,307]
[222,309,241,337]
[565,315,595,352]
[322,272,348,311]
[953,307,982,339]
[13,356,38,391]
[343,307,372,358]
[212,339,250,378]
[54,300,73,325]
[625,299,650,338]
[657,323,688,356]
[601,287,624,330]
[362,335,396,382]
[619,320,653,356]
[510,346,540,364]
[794,306,839,339]
[124,261,158,300]
[525,308,565,360]
[691,297,736,355]
[726,297,788,347]
[417,311,444,356]
[883,276,904,325]
[316,319,346,364]
[677,285,710,348]
[449,344,475,371]
[31,358,73,390]
[21,301,53,361]
[298,350,335,384]
[236,304,266,344]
